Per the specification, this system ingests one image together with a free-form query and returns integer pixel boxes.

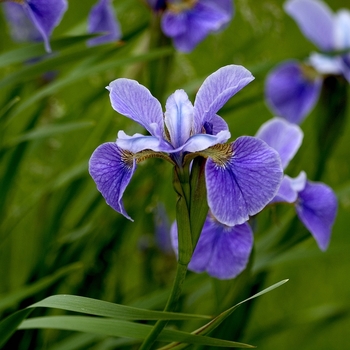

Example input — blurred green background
[0,0,349,349]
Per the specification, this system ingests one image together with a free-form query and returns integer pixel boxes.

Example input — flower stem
[138,262,188,350]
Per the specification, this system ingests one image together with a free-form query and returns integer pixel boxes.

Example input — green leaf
[3,121,95,148]
[0,263,83,312]
[0,34,98,69]
[18,316,254,348]
[0,309,33,348]
[159,279,289,349]
[29,294,211,321]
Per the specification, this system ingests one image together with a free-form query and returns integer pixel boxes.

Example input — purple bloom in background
[265,0,350,123]
[265,61,322,124]
[2,0,68,52]
[256,117,337,250]
[87,0,122,46]
[89,65,283,226]
[171,214,253,279]
[160,0,234,52]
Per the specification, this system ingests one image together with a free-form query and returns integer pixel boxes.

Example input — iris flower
[87,0,122,46]
[1,0,68,52]
[171,214,253,279]
[147,0,234,53]
[265,0,350,124]
[256,117,337,250]
[89,65,283,227]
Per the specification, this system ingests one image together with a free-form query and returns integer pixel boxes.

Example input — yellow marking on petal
[134,149,175,165]
[199,143,233,167]
[168,0,198,13]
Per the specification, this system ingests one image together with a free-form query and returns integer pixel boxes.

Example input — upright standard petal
[284,0,335,51]
[87,0,122,46]
[296,181,337,251]
[23,0,68,52]
[89,142,136,221]
[205,136,283,226]
[265,61,322,124]
[256,117,303,169]
[107,79,164,136]
[171,216,253,280]
[164,89,194,148]
[194,65,254,133]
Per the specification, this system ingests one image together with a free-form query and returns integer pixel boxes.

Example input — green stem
[138,262,188,350]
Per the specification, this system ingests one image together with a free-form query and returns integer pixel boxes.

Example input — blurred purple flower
[256,117,337,250]
[265,0,350,123]
[160,0,234,52]
[154,203,173,254]
[2,0,68,52]
[171,213,253,279]
[265,61,322,124]
[87,0,122,46]
[89,65,283,226]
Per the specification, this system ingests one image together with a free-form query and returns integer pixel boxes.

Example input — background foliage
[0,0,349,349]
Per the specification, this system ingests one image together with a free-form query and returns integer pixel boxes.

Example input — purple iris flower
[256,117,337,250]
[87,0,122,46]
[160,0,234,53]
[2,0,68,53]
[171,214,253,279]
[89,65,283,226]
[265,0,350,124]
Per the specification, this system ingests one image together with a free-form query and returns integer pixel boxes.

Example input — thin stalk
[138,262,188,350]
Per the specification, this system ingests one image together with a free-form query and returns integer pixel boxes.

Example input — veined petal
[107,79,164,136]
[24,0,68,52]
[284,0,335,51]
[272,172,306,203]
[205,136,283,226]
[194,65,254,133]
[89,142,136,221]
[171,216,253,280]
[182,130,230,153]
[296,180,337,251]
[87,0,122,46]
[265,60,322,124]
[164,89,194,148]
[116,131,171,153]
[256,117,303,169]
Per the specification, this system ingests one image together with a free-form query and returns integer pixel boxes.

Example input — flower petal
[308,52,343,75]
[170,216,253,280]
[296,180,337,251]
[161,0,232,53]
[255,117,303,169]
[87,0,122,46]
[3,3,42,43]
[24,0,68,52]
[164,89,194,148]
[272,172,307,203]
[89,142,136,221]
[284,0,335,50]
[182,130,230,153]
[265,60,322,124]
[192,218,253,279]
[206,136,283,226]
[116,131,172,153]
[194,65,254,133]
[107,78,164,136]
